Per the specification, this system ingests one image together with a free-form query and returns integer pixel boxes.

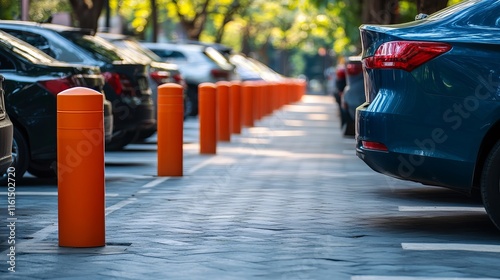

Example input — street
[1,94,499,279]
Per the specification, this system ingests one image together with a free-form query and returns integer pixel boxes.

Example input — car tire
[105,130,137,151]
[1,127,29,184]
[341,111,355,137]
[28,160,57,178]
[481,140,500,230]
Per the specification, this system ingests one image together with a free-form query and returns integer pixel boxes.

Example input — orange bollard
[241,82,254,127]
[230,82,242,134]
[199,83,217,154]
[253,82,262,121]
[216,81,231,142]
[271,82,280,112]
[157,83,184,176]
[57,87,105,247]
[259,82,267,118]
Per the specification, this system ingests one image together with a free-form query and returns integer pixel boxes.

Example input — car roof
[0,20,94,34]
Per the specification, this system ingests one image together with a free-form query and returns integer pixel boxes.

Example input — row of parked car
[0,20,283,183]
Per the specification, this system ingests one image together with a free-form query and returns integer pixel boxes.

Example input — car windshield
[123,39,163,61]
[62,31,125,63]
[0,32,55,64]
[428,0,480,19]
[204,47,233,68]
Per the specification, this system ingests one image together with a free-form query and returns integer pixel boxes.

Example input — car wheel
[1,127,29,184]
[28,160,57,178]
[105,131,137,151]
[341,110,355,137]
[481,140,500,230]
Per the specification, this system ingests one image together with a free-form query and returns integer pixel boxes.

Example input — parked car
[0,30,112,182]
[142,42,237,116]
[340,56,365,136]
[0,75,13,178]
[97,32,190,140]
[356,0,500,229]
[0,20,155,150]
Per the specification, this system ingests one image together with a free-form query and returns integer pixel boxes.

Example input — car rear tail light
[336,67,346,80]
[103,72,135,96]
[39,77,73,95]
[346,63,363,75]
[150,71,171,85]
[363,41,451,72]
[362,141,388,151]
[210,69,230,80]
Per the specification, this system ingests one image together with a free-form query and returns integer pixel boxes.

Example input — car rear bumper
[355,102,474,191]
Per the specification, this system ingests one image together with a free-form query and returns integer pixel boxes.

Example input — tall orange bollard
[241,82,254,127]
[157,83,184,176]
[216,81,231,142]
[57,87,105,247]
[199,83,217,154]
[230,82,242,134]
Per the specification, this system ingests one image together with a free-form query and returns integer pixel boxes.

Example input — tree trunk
[361,0,399,24]
[69,0,105,33]
[416,0,448,15]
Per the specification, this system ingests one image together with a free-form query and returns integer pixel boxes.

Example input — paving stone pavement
[3,94,500,279]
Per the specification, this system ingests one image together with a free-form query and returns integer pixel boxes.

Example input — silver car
[141,42,237,116]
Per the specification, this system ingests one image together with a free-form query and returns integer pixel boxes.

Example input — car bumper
[355,102,474,191]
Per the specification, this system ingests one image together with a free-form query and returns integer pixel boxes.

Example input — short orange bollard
[157,83,184,176]
[241,82,254,127]
[216,81,231,142]
[199,83,217,154]
[230,82,242,134]
[57,87,105,247]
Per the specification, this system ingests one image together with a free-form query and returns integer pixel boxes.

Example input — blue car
[356,0,500,229]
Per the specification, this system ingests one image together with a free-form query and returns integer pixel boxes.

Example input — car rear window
[62,31,125,63]
[204,47,233,69]
[0,33,54,64]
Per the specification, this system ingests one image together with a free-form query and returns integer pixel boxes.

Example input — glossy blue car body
[356,0,500,193]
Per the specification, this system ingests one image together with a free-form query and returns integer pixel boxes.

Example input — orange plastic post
[157,83,184,176]
[57,87,105,247]
[271,82,280,112]
[216,81,231,142]
[241,82,254,127]
[263,82,272,117]
[258,82,266,118]
[253,82,262,121]
[230,82,242,134]
[199,83,217,154]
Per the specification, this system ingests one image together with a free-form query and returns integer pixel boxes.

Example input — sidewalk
[5,94,372,279]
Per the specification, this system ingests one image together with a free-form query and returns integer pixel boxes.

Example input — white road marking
[398,206,486,213]
[352,276,499,280]
[141,177,169,188]
[105,197,137,216]
[402,243,500,253]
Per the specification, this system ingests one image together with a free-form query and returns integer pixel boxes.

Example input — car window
[0,32,55,64]
[204,47,232,68]
[62,31,124,63]
[0,53,14,70]
[2,29,85,63]
[152,49,187,62]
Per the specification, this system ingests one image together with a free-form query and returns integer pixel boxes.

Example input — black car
[0,75,13,176]
[0,30,113,182]
[0,20,155,150]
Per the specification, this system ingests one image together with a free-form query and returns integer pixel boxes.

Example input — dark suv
[0,20,155,150]
[0,30,112,182]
